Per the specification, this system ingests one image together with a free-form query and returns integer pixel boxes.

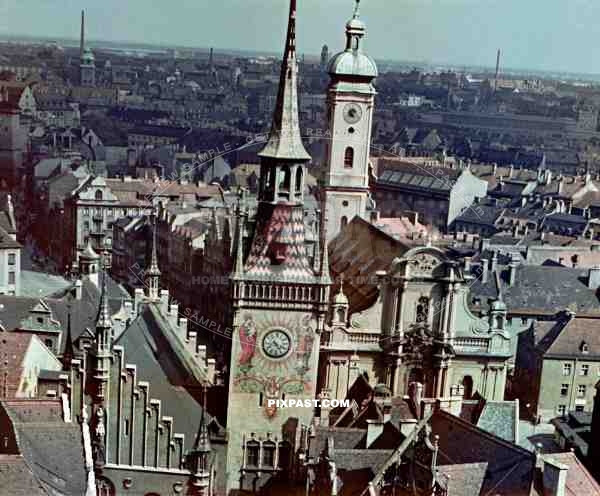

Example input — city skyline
[1,0,600,76]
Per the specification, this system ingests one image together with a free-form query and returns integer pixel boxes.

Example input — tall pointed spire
[62,310,74,370]
[258,0,310,161]
[96,268,112,331]
[232,189,246,279]
[80,10,85,58]
[194,385,211,453]
[145,213,161,300]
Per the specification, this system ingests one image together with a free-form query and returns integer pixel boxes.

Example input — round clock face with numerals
[262,329,292,359]
[343,103,362,124]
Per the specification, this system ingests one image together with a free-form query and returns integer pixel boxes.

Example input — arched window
[246,440,260,467]
[295,167,303,195]
[95,189,103,201]
[462,376,474,399]
[340,216,348,230]
[262,441,276,468]
[279,166,291,193]
[344,147,354,168]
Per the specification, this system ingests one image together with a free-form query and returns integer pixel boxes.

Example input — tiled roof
[436,462,488,496]
[0,332,34,398]
[431,409,535,496]
[309,426,366,458]
[243,203,317,283]
[0,455,47,495]
[329,217,414,314]
[542,451,600,496]
[476,400,517,443]
[0,226,21,249]
[540,316,600,359]
[2,400,86,495]
[113,304,214,450]
[469,265,600,314]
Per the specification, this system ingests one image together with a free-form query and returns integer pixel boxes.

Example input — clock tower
[322,0,378,242]
[224,1,330,493]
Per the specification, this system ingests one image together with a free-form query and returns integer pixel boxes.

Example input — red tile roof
[0,332,34,398]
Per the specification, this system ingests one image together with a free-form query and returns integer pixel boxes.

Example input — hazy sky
[0,0,598,74]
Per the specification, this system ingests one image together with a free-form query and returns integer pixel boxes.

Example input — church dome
[328,1,378,79]
[328,50,378,78]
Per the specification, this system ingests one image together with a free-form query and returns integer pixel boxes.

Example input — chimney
[508,164,514,178]
[490,252,498,273]
[508,254,518,286]
[588,266,600,289]
[542,458,568,496]
[383,399,392,423]
[464,256,472,272]
[74,279,83,300]
[366,420,384,448]
[492,163,498,176]
[481,258,489,284]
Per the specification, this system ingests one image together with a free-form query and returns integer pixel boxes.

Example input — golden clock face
[343,103,362,124]
[262,329,292,359]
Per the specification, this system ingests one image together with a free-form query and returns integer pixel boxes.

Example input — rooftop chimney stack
[588,266,600,289]
[542,458,568,496]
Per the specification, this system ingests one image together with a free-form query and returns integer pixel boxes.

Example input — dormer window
[581,341,589,354]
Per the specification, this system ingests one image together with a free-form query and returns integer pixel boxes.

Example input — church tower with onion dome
[225,0,331,492]
[322,0,378,242]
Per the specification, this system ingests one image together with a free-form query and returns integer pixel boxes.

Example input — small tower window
[340,216,348,230]
[279,166,291,196]
[95,189,103,201]
[344,147,354,168]
[295,167,303,196]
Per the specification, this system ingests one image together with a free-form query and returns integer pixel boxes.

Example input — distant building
[372,158,488,232]
[515,313,600,421]
[0,91,27,187]
[0,194,20,296]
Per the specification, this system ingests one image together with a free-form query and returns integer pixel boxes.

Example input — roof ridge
[434,409,532,456]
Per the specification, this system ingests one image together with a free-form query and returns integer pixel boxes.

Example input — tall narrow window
[340,216,348,230]
[295,167,303,196]
[344,147,354,168]
[246,441,260,467]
